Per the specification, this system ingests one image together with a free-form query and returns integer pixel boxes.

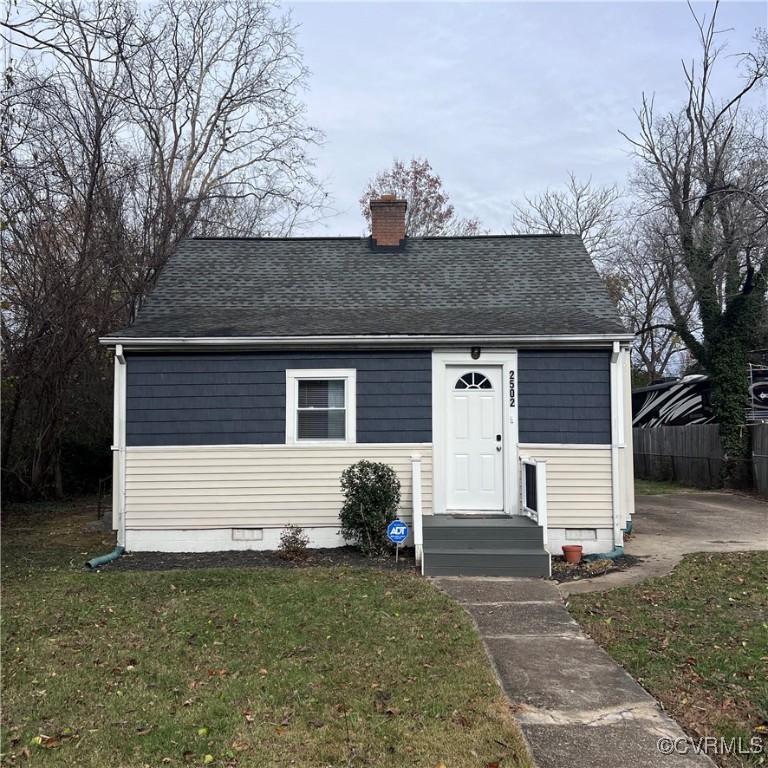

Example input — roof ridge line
[188,233,569,242]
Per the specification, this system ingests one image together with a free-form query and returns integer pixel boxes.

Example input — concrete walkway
[433,577,714,767]
[432,492,768,766]
[562,491,768,596]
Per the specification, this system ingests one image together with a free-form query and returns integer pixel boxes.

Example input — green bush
[339,460,401,556]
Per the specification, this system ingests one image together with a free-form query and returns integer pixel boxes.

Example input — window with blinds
[297,379,346,439]
[285,369,357,444]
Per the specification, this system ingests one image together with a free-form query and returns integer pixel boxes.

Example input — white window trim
[285,369,357,445]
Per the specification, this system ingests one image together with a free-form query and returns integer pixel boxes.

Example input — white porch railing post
[519,454,529,513]
[520,456,548,549]
[411,454,423,569]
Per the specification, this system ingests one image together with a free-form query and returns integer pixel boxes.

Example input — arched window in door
[454,372,492,390]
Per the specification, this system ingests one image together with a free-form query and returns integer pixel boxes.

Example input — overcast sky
[286,1,766,236]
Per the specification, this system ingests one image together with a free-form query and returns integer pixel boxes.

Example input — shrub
[278,524,310,561]
[339,460,401,556]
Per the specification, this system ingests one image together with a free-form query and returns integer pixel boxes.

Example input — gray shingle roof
[108,235,627,339]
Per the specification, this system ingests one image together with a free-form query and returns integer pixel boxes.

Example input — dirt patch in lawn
[550,553,643,583]
[96,545,418,573]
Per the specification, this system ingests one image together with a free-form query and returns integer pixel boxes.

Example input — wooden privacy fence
[633,425,724,488]
[633,423,768,494]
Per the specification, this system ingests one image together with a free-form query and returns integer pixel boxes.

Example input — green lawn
[634,478,699,495]
[569,552,768,768]
[1,501,533,768]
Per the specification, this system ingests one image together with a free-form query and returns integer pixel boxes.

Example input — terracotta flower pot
[562,545,583,564]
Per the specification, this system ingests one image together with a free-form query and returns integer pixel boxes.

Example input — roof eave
[99,333,634,351]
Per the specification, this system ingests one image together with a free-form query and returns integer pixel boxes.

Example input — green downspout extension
[583,545,623,562]
[583,520,632,562]
[85,546,125,570]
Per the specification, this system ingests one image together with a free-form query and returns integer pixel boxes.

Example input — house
[101,197,635,577]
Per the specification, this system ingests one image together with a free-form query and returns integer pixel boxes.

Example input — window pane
[327,409,345,438]
[297,410,346,440]
[298,379,345,408]
[455,372,492,390]
[298,380,328,408]
[327,380,345,407]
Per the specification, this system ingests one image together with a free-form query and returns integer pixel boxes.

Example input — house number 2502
[509,371,515,407]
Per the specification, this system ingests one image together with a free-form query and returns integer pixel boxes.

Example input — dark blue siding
[126,352,432,446]
[518,350,611,444]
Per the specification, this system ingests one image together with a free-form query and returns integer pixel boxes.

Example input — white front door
[446,366,504,511]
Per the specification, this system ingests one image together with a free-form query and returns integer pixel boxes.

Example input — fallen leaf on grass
[30,734,60,749]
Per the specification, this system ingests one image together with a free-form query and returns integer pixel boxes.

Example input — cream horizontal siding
[125,445,432,530]
[519,444,612,528]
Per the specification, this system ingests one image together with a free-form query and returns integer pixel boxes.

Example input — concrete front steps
[422,515,550,577]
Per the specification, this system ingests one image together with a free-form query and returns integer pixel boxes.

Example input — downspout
[86,345,126,569]
[411,454,423,575]
[621,346,635,525]
[586,342,624,563]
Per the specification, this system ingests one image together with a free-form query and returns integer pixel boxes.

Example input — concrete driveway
[562,491,768,596]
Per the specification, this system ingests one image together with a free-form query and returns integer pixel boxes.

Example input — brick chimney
[370,194,407,248]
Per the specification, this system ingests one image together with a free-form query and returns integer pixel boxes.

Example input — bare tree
[612,212,697,383]
[360,157,483,236]
[1,15,132,496]
[1,0,325,497]
[509,174,692,382]
[118,0,325,319]
[623,1,768,484]
[509,173,624,270]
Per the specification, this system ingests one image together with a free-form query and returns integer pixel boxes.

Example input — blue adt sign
[387,520,409,544]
